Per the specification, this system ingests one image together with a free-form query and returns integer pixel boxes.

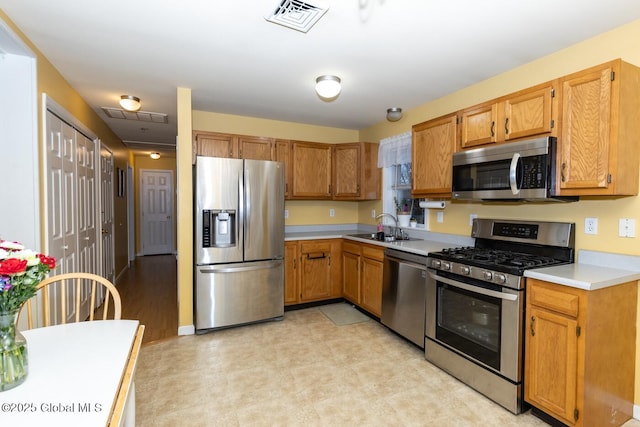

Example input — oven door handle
[428,272,518,301]
[509,152,521,195]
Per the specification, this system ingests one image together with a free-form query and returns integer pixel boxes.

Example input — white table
[0,320,144,426]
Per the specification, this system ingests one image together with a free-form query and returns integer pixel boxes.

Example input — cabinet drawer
[361,245,384,261]
[529,284,579,318]
[299,241,331,254]
[343,241,362,255]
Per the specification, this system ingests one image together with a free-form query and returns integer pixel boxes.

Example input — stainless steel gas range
[425,218,575,414]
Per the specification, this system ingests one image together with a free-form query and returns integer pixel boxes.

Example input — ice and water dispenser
[202,209,236,248]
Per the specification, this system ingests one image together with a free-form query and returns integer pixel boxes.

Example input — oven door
[425,270,523,382]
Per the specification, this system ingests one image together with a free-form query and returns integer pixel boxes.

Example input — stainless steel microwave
[451,136,578,202]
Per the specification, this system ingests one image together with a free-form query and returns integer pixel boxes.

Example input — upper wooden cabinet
[459,82,556,150]
[503,83,555,141]
[237,136,274,160]
[192,131,275,163]
[291,141,333,199]
[332,142,380,200]
[556,59,640,196]
[459,102,498,149]
[412,113,458,198]
[193,131,236,162]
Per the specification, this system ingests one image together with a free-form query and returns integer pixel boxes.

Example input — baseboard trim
[178,325,195,336]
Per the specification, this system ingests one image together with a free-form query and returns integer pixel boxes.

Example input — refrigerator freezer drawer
[195,260,284,331]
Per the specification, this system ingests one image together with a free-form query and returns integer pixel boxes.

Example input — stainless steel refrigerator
[194,156,284,333]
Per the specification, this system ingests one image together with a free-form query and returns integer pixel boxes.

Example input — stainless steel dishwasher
[381,248,428,348]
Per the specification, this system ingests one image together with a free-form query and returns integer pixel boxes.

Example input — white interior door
[100,145,115,284]
[140,169,175,255]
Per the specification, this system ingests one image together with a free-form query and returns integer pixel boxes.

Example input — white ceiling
[2,1,640,155]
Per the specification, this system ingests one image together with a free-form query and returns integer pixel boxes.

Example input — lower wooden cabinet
[341,240,383,316]
[524,278,637,427]
[284,239,341,305]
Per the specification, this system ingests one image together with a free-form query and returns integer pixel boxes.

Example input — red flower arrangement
[0,240,56,313]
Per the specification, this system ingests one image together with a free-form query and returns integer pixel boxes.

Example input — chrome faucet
[375,213,398,238]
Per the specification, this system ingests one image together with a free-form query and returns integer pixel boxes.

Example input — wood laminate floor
[116,254,178,344]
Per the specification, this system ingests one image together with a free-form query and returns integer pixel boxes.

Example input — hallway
[116,255,178,344]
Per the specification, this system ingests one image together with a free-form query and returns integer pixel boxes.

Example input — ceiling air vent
[265,0,329,33]
[101,107,168,124]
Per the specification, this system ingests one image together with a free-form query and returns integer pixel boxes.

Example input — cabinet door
[558,65,613,192]
[525,305,578,426]
[193,132,236,159]
[238,136,274,160]
[361,251,383,317]
[504,84,554,141]
[460,103,498,149]
[333,143,361,199]
[291,141,332,199]
[299,242,331,301]
[412,114,457,198]
[275,139,291,199]
[284,241,298,305]
[342,243,361,304]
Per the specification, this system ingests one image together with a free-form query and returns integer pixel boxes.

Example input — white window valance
[377,131,412,168]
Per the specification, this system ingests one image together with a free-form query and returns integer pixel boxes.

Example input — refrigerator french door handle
[245,167,250,245]
[238,168,243,247]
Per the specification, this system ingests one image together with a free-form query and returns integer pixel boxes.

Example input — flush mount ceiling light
[150,152,161,160]
[120,95,141,112]
[386,107,403,122]
[315,75,341,100]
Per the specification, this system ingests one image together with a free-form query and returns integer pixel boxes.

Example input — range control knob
[460,266,471,275]
[494,273,507,284]
[442,262,451,271]
[483,271,493,281]
[431,260,441,269]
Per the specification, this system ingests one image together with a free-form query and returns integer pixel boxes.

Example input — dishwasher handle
[428,271,518,301]
[386,255,427,271]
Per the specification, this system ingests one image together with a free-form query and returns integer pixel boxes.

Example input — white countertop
[286,227,640,291]
[525,263,640,290]
[0,320,140,426]
[285,229,457,257]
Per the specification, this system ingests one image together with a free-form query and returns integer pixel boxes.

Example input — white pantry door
[140,169,175,255]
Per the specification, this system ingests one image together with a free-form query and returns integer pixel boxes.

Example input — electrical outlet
[619,218,636,238]
[329,208,335,217]
[284,209,288,219]
[584,217,598,235]
[371,209,376,218]
[470,214,477,226]
[437,211,444,223]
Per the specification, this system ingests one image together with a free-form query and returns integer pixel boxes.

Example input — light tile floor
[135,306,640,426]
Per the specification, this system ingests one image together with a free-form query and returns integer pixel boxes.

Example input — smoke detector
[265,0,329,33]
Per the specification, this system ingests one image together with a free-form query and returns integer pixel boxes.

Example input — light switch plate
[437,211,444,223]
[284,209,288,219]
[329,208,335,217]
[619,218,636,237]
[470,214,477,226]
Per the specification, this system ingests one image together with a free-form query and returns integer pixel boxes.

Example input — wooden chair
[23,272,122,329]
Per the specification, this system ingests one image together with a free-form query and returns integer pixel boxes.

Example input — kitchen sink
[348,233,420,242]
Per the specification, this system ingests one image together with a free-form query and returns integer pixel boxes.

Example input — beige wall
[0,10,131,278]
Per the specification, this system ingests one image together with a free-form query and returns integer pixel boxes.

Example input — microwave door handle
[509,153,521,195]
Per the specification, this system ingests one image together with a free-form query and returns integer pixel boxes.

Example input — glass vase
[0,310,28,391]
